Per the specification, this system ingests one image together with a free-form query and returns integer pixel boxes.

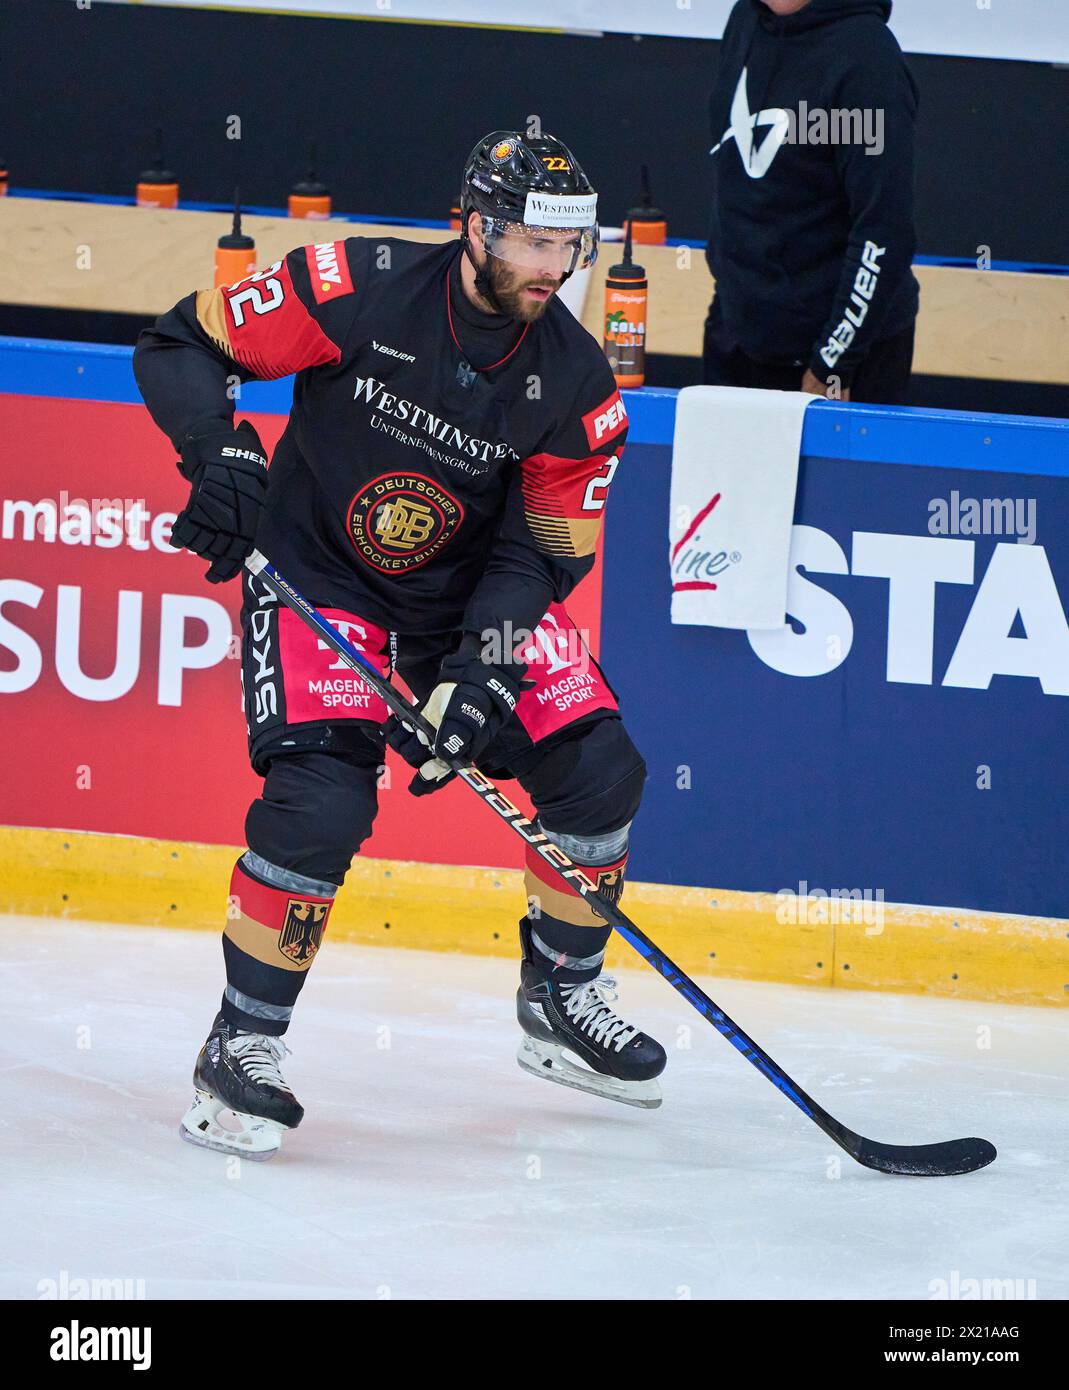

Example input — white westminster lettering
[523,191,598,228]
[352,376,519,464]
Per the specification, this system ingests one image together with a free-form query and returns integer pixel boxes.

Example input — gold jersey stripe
[195,287,236,359]
[526,512,602,558]
[525,868,609,927]
[224,911,312,973]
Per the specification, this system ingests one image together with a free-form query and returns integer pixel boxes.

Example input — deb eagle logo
[746,525,1069,695]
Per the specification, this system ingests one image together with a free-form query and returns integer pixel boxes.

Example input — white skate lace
[560,975,639,1053]
[228,1032,292,1090]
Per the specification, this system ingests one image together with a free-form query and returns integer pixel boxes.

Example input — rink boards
[0,338,1066,1005]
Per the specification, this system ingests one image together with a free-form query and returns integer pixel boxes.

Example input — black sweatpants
[702,296,916,405]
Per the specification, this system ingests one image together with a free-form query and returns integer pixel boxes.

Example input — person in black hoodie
[703,0,919,403]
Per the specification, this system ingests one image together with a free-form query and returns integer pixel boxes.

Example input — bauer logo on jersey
[306,241,354,304]
[278,898,329,966]
[347,472,465,573]
[582,389,628,450]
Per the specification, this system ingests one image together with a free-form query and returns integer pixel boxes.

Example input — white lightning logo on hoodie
[710,68,791,179]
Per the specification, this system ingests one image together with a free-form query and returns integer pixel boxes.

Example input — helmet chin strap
[461,236,512,318]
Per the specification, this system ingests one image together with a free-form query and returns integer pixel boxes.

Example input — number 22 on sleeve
[581,456,620,512]
[227,262,285,327]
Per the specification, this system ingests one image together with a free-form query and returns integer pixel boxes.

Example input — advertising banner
[0,393,611,865]
[3,364,1066,920]
[605,440,1069,918]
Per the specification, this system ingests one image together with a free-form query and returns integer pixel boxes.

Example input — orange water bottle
[623,164,666,246]
[136,128,179,209]
[215,188,257,287]
[0,160,7,197]
[603,220,647,389]
[289,141,331,220]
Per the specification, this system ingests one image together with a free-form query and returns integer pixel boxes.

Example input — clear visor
[480,216,599,276]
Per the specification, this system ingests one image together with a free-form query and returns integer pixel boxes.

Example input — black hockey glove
[170,419,269,583]
[385,652,529,797]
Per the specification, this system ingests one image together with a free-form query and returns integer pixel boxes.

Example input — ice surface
[2,915,1065,1300]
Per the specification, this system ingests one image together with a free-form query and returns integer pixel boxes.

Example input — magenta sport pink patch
[511,602,618,743]
[276,602,615,745]
[278,607,391,724]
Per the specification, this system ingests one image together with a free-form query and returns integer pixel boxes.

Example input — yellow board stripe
[0,826,1065,1006]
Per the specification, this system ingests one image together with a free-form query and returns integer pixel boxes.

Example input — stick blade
[856,1135,997,1177]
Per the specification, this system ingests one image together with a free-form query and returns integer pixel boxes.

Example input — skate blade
[516,1037,662,1110]
[179,1089,286,1160]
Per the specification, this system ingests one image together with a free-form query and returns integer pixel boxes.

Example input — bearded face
[480,248,561,322]
[466,213,590,321]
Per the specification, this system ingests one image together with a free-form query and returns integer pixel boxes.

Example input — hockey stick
[245,551,996,1177]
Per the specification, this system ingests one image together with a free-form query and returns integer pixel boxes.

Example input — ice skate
[517,966,667,1110]
[179,1011,303,1160]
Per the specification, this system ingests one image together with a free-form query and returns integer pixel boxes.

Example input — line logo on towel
[671,492,739,592]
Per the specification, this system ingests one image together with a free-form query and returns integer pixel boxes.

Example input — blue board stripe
[1,336,1066,477]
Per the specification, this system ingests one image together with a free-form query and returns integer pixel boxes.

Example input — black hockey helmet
[460,130,599,283]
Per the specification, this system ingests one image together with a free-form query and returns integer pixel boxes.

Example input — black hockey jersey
[133,236,629,642]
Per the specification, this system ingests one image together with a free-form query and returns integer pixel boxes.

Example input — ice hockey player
[133,130,666,1159]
